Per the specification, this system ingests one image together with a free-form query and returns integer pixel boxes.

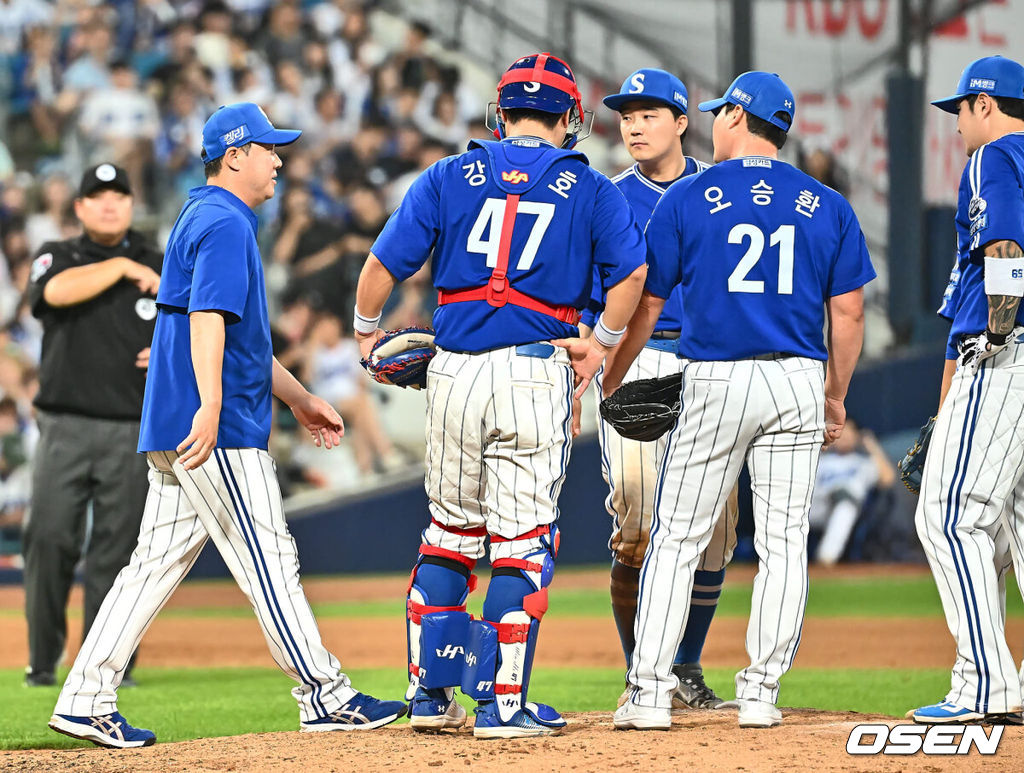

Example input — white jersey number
[467,198,555,270]
[727,223,795,295]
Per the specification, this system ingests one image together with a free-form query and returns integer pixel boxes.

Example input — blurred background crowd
[0,0,895,568]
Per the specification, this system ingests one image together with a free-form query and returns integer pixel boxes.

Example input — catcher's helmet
[492,53,590,148]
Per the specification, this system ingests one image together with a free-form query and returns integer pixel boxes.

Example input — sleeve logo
[968,196,987,220]
[30,253,53,283]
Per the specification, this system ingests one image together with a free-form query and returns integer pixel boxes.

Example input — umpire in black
[22,163,161,686]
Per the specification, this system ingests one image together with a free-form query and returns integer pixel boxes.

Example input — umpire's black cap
[78,163,132,197]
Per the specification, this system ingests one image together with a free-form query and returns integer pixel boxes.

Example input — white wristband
[984,256,1024,297]
[353,307,381,335]
[593,314,627,347]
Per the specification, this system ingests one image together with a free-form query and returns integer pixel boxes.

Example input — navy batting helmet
[492,53,590,148]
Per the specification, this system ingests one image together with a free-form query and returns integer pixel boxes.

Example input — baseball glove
[361,326,436,389]
[599,372,683,442]
[897,416,935,494]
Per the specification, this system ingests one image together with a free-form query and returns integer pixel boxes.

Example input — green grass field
[2,571,1012,750]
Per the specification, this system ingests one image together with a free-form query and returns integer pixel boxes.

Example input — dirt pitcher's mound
[3,710,1021,773]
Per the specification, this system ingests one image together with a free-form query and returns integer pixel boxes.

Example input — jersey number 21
[727,223,795,295]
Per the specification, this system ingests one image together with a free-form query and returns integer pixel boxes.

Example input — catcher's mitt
[361,326,436,389]
[599,372,683,442]
[897,416,935,494]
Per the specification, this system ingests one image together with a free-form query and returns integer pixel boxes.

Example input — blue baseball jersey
[939,132,1024,360]
[580,158,708,331]
[139,186,273,452]
[371,137,646,353]
[645,156,875,361]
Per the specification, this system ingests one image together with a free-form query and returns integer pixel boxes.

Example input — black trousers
[23,411,148,675]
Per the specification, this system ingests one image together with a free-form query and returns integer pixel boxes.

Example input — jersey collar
[189,185,260,233]
[632,162,687,193]
[503,135,557,148]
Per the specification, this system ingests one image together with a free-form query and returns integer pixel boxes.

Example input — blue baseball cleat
[409,687,468,732]
[49,712,156,748]
[472,699,566,739]
[910,701,984,724]
[300,691,407,732]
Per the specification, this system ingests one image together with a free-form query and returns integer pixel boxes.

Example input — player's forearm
[603,289,664,393]
[824,287,865,401]
[189,311,226,410]
[983,239,1023,340]
[600,264,647,332]
[271,356,309,408]
[42,257,129,307]
[354,253,398,322]
[938,358,957,411]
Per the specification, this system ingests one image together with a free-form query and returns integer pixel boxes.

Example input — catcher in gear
[352,52,647,738]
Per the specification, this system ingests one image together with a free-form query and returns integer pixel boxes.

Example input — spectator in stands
[305,312,403,478]
[78,60,160,204]
[0,396,30,568]
[807,418,895,565]
[154,79,209,208]
[800,146,848,196]
[25,172,74,254]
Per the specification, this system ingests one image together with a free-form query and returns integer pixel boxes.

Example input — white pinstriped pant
[421,345,573,559]
[594,345,738,570]
[916,337,1024,714]
[628,356,825,709]
[53,449,355,722]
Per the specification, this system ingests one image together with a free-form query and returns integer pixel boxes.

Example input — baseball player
[584,68,737,709]
[353,53,647,737]
[48,103,406,749]
[909,55,1024,725]
[605,71,875,730]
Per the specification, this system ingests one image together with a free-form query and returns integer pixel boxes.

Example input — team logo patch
[968,196,987,219]
[501,170,529,184]
[135,298,157,321]
[95,164,117,182]
[31,253,53,283]
[731,87,753,105]
[221,125,247,146]
[969,78,996,90]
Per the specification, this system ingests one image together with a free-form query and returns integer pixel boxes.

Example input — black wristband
[986,329,1008,346]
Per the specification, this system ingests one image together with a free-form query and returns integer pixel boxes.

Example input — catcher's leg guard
[464,525,565,737]
[406,545,476,730]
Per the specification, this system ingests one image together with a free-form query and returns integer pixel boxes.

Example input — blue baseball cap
[201,102,301,161]
[931,55,1024,114]
[603,68,688,114]
[698,71,795,132]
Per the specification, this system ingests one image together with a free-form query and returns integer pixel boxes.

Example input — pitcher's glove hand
[897,416,935,494]
[599,372,683,442]
[361,326,435,389]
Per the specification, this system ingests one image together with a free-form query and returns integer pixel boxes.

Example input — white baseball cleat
[613,701,672,730]
[737,699,782,728]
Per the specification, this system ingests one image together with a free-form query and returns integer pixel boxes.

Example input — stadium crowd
[0,0,503,565]
[0,0,896,569]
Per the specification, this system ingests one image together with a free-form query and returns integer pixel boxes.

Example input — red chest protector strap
[437,193,581,326]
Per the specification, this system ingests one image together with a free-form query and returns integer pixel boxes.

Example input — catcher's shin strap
[437,193,581,326]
